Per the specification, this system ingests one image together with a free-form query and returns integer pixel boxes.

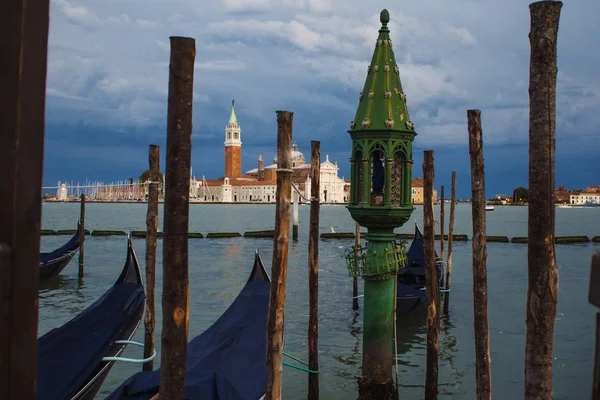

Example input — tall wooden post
[526,2,562,399]
[144,144,160,372]
[265,110,293,400]
[159,36,195,400]
[78,194,86,277]
[353,222,360,310]
[589,251,600,400]
[439,186,445,265]
[0,0,49,398]
[443,172,456,315]
[423,150,439,400]
[468,109,492,399]
[308,141,320,400]
[293,191,299,241]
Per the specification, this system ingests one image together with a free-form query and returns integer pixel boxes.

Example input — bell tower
[224,100,242,178]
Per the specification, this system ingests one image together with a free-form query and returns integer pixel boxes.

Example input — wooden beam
[525,3,562,399]
[144,144,160,371]
[265,110,294,400]
[590,251,600,400]
[423,150,439,400]
[308,140,320,400]
[159,36,195,400]
[443,171,456,315]
[468,109,492,400]
[79,194,86,276]
[0,0,50,398]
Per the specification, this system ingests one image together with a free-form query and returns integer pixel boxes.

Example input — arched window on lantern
[354,150,363,205]
[391,151,404,206]
[370,149,385,206]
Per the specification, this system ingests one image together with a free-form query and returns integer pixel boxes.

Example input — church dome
[291,143,305,163]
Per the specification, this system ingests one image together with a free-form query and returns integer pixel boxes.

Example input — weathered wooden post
[0,0,49,397]
[525,2,562,399]
[308,140,320,400]
[468,109,492,399]
[589,251,600,400]
[353,222,360,310]
[439,186,445,264]
[293,190,299,241]
[423,150,439,400]
[346,10,417,399]
[144,144,160,372]
[265,110,293,400]
[159,36,195,400]
[79,194,86,277]
[443,171,456,315]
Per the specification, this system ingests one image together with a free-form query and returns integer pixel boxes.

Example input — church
[189,101,350,203]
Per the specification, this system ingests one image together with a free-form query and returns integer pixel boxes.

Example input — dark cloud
[43,0,600,197]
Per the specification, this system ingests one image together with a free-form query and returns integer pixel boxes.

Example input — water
[38,203,600,399]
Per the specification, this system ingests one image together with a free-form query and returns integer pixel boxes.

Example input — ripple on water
[36,202,599,399]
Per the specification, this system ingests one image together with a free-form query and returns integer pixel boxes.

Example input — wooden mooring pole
[443,171,456,315]
[353,222,360,310]
[589,251,600,400]
[266,110,294,400]
[293,191,299,241]
[440,186,445,264]
[158,36,195,400]
[308,140,321,400]
[79,194,86,277]
[423,150,439,400]
[0,0,50,397]
[525,2,562,399]
[144,144,160,372]
[468,109,492,399]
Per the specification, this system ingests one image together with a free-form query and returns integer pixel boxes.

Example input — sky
[43,0,599,198]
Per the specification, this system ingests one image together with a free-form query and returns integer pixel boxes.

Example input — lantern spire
[349,9,416,135]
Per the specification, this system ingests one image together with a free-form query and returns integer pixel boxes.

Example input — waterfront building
[570,186,600,205]
[190,101,349,203]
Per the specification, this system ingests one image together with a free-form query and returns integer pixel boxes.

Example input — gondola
[396,222,445,313]
[107,249,272,400]
[37,236,147,400]
[39,221,83,281]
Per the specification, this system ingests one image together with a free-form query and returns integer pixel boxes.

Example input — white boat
[485,205,495,211]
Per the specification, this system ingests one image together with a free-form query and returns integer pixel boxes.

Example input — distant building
[570,190,600,205]
[411,177,438,205]
[190,101,349,203]
[57,184,68,201]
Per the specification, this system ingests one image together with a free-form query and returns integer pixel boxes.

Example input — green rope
[282,352,318,374]
[283,352,308,366]
[283,361,319,374]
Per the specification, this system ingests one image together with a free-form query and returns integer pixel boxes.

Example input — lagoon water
[38,202,600,399]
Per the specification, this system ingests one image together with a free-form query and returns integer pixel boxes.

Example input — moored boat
[39,221,83,281]
[107,249,272,400]
[37,236,147,400]
[396,223,444,313]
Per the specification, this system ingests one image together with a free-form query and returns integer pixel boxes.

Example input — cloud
[43,0,600,195]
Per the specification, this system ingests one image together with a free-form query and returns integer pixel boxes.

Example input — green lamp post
[346,9,416,399]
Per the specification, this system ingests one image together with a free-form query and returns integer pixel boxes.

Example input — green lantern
[345,9,416,399]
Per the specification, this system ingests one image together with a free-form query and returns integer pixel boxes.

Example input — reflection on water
[38,274,90,337]
[334,311,361,367]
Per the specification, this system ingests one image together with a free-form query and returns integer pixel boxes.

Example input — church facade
[189,101,350,203]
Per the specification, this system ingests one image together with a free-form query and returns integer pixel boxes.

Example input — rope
[290,182,321,204]
[276,168,294,173]
[283,361,319,374]
[283,351,309,366]
[282,352,318,374]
